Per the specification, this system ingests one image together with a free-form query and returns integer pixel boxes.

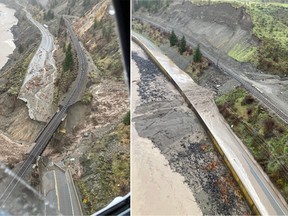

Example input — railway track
[0,16,87,206]
[135,17,288,125]
[132,31,288,215]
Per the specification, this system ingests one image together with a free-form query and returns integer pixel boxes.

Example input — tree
[179,36,186,55]
[44,10,54,20]
[18,44,24,54]
[169,30,178,47]
[193,44,201,62]
[63,43,74,71]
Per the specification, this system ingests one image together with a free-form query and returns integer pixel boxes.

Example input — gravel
[132,51,251,215]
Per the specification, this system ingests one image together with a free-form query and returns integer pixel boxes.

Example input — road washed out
[132,32,288,215]
[131,41,251,215]
[18,10,57,122]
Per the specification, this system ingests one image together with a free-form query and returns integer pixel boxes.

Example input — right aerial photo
[131,0,288,215]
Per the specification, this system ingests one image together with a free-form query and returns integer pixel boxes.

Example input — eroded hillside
[134,0,288,75]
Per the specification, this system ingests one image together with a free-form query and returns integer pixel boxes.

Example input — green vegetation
[82,90,93,104]
[63,43,74,72]
[53,41,77,106]
[169,30,178,47]
[216,87,288,202]
[81,13,123,80]
[123,111,130,125]
[193,44,201,63]
[245,3,288,75]
[3,47,36,96]
[93,18,103,30]
[228,44,258,64]
[77,123,130,214]
[133,19,169,45]
[179,36,186,55]
[43,9,54,20]
[187,0,288,75]
[133,19,209,81]
[18,44,24,54]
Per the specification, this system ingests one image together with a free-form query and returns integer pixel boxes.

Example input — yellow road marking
[53,170,61,211]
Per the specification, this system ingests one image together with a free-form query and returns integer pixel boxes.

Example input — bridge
[0,12,87,211]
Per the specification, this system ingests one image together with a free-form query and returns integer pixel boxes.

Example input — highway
[0,13,87,207]
[133,31,288,215]
[42,164,82,216]
[135,17,288,125]
[18,8,57,121]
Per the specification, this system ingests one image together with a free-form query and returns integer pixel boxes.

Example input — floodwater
[0,3,18,70]
[131,42,203,215]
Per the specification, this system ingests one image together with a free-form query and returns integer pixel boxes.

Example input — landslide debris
[132,50,251,215]
[39,0,130,213]
[0,8,43,165]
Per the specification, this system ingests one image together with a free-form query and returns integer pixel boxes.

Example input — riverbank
[0,3,18,70]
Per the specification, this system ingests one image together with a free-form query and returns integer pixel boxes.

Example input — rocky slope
[39,0,129,213]
[134,0,288,75]
[135,1,258,60]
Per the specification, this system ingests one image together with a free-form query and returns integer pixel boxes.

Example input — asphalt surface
[21,9,55,86]
[132,42,251,215]
[43,165,82,216]
[135,17,288,125]
[132,31,288,215]
[0,12,88,207]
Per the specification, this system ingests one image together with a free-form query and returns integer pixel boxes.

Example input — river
[0,3,18,70]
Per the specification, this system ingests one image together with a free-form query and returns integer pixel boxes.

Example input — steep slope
[135,1,258,62]
[134,0,288,75]
[73,0,124,79]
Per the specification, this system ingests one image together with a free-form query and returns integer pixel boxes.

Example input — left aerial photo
[0,0,130,215]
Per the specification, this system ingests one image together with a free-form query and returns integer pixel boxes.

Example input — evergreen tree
[63,43,73,71]
[179,36,186,55]
[169,30,177,47]
[193,44,201,62]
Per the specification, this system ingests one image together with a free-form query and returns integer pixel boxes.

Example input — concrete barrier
[132,32,288,215]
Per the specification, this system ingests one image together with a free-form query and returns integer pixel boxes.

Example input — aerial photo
[132,0,288,215]
[0,0,129,215]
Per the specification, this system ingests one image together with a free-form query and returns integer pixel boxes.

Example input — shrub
[241,95,255,105]
[123,111,130,125]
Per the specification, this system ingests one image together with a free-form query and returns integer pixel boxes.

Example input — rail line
[134,17,288,125]
[132,31,288,215]
[0,16,87,206]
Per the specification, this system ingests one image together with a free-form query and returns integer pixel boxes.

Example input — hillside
[38,0,129,213]
[0,0,129,213]
[134,0,288,76]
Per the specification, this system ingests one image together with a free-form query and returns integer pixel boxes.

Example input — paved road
[18,8,57,121]
[133,31,288,215]
[0,12,88,207]
[135,17,288,125]
[21,9,55,84]
[42,165,82,216]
